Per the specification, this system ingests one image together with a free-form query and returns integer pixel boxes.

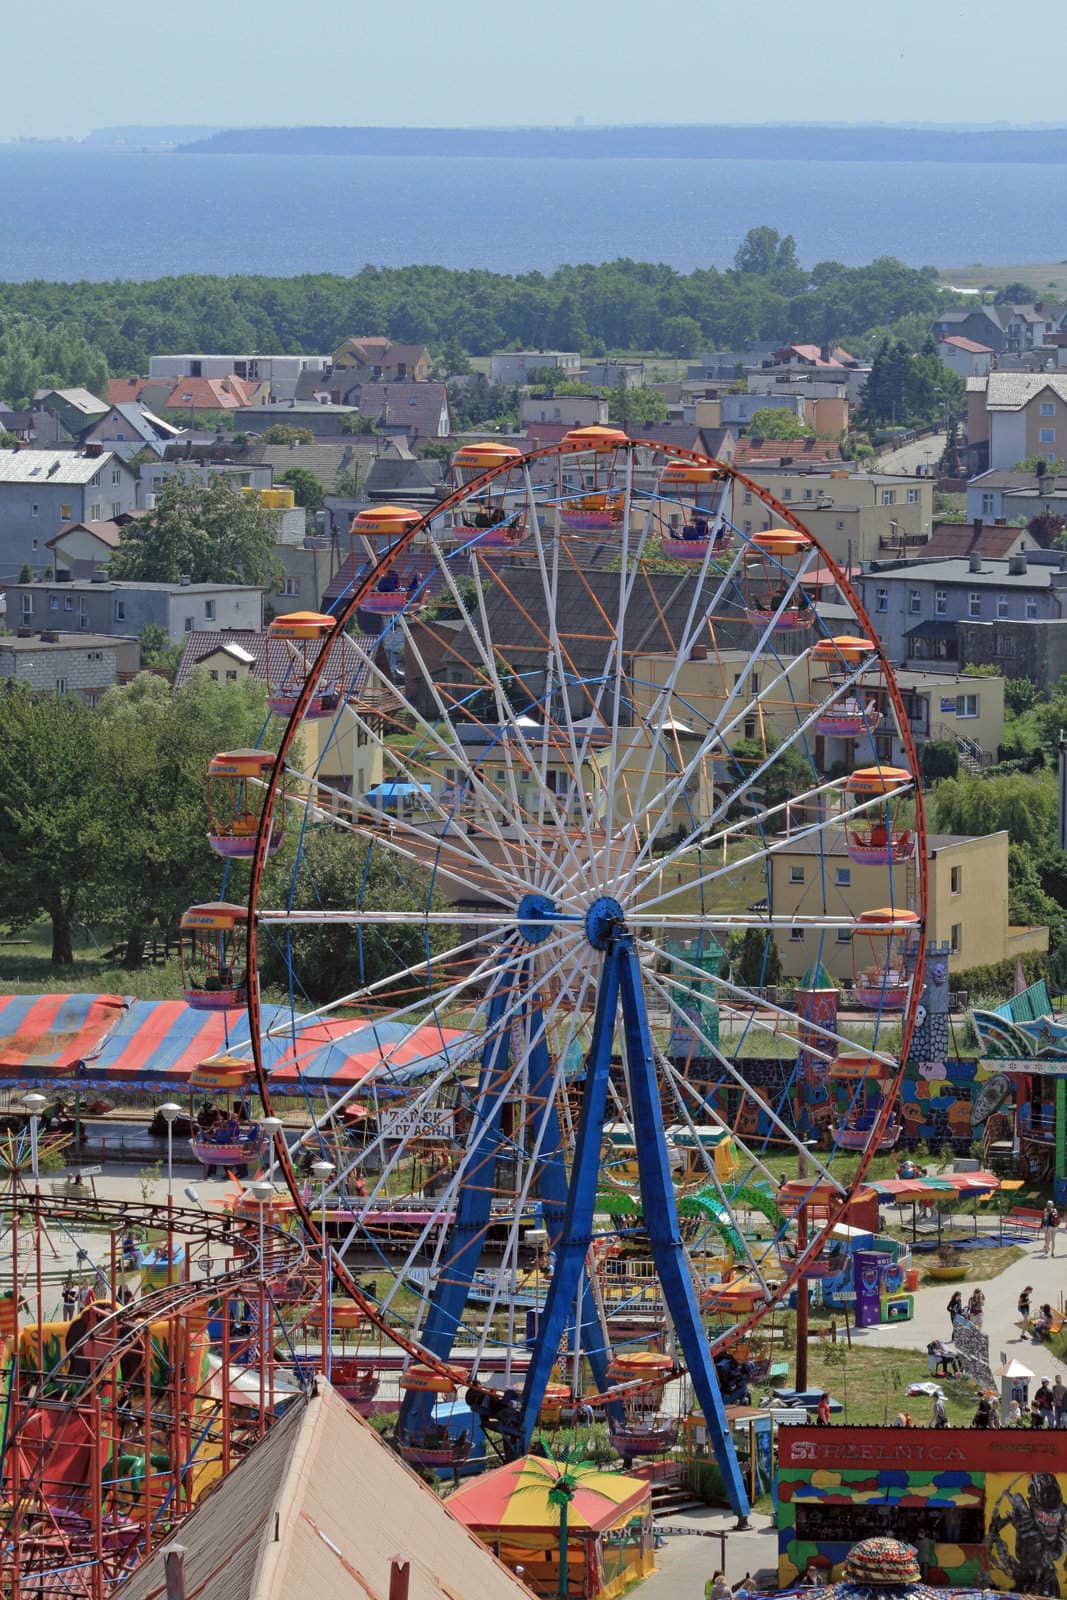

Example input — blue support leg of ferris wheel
[515,948,622,1454]
[398,967,515,1439]
[617,938,751,1525]
[526,990,612,1403]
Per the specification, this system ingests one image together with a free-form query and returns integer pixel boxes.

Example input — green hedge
[951,950,1048,997]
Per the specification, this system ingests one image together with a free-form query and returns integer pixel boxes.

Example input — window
[31,502,38,516]
[49,595,59,611]
[743,491,752,505]
[997,594,1009,618]
[54,677,67,695]
[111,469,121,484]
[85,692,99,709]
[782,487,792,500]
[184,616,194,633]
[750,671,759,694]
[204,599,215,620]
[950,865,962,894]
[790,865,805,884]
[63,596,72,611]
[743,520,752,534]
[78,614,88,631]
[908,588,921,614]
[226,669,237,681]
[995,631,1017,657]
[836,867,851,887]
[20,594,32,616]
[956,693,978,718]
[836,927,852,944]
[935,589,948,616]
[1040,428,1056,444]
[114,600,125,622]
[59,503,72,519]
[875,587,888,613]
[1041,400,1056,416]
[209,669,219,681]
[835,519,845,531]
[981,493,995,515]
[881,489,896,506]
[789,927,805,942]
[906,488,920,504]
[31,537,38,551]
[950,922,962,955]
[279,577,299,597]
[804,487,813,500]
[111,502,122,517]
[968,591,982,617]
[1026,596,1038,619]
[743,716,756,738]
[89,503,101,521]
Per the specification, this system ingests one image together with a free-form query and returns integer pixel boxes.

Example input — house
[32,387,109,440]
[519,394,609,428]
[242,439,378,492]
[46,514,146,579]
[106,376,174,411]
[80,402,183,458]
[966,372,1067,471]
[331,337,431,385]
[885,666,1004,769]
[937,335,994,380]
[732,436,843,468]
[967,467,1067,528]
[923,519,1035,561]
[362,455,444,505]
[148,352,331,403]
[343,381,450,440]
[770,828,1047,981]
[9,577,262,644]
[731,467,931,565]
[233,402,363,438]
[0,406,36,442]
[771,344,858,370]
[113,1380,533,1600]
[161,375,262,414]
[931,305,1009,353]
[0,630,139,706]
[855,549,1067,669]
[137,459,274,505]
[581,360,645,389]
[0,449,137,580]
[175,627,386,801]
[489,351,581,386]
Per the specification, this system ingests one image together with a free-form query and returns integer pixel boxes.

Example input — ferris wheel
[188,430,925,1521]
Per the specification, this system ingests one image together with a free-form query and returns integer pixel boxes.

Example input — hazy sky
[5,0,1066,140]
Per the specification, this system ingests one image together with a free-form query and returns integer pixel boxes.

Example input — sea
[3,145,1067,280]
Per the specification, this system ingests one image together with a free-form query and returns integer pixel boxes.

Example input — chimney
[388,1558,410,1600]
[972,517,983,542]
[1008,554,1028,575]
[968,554,982,572]
[179,573,191,586]
[83,442,104,458]
[994,517,1007,526]
[163,1546,187,1600]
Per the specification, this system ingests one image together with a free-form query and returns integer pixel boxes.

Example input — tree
[607,386,668,427]
[731,928,783,990]
[0,687,107,963]
[928,770,1058,849]
[259,424,314,445]
[279,466,326,512]
[109,477,281,587]
[138,623,183,682]
[920,739,959,785]
[859,338,964,431]
[259,829,447,1003]
[94,673,273,966]
[1027,512,1067,546]
[18,561,32,582]
[746,408,812,441]
[339,414,376,435]
[659,315,703,356]
[734,226,800,279]
[333,464,363,498]
[1012,454,1066,475]
[994,282,1040,303]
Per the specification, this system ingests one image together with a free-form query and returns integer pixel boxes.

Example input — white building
[490,351,582,386]
[147,354,331,403]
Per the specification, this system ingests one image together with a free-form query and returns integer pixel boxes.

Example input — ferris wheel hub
[517,892,560,944]
[585,896,625,950]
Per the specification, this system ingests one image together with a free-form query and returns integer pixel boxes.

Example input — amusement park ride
[0,431,927,1595]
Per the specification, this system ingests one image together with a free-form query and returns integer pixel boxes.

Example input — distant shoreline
[178,123,1067,164]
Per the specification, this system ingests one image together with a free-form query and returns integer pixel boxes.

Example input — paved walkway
[852,1221,1067,1382]
[642,1505,779,1595]
[874,434,946,476]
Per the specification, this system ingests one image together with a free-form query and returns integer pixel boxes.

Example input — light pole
[160,1103,181,1198]
[249,1179,274,1428]
[22,1093,46,1191]
[23,1092,46,1333]
[260,1116,283,1190]
[312,1159,334,1380]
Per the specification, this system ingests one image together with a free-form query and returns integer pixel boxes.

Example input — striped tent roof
[0,993,127,1078]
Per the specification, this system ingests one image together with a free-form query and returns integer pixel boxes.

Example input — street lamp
[159,1102,181,1198]
[249,1179,273,1275]
[22,1093,47,1188]
[311,1159,334,1381]
[260,1116,283,1189]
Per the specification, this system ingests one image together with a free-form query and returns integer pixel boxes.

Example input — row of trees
[858,337,965,430]
[0,313,109,409]
[0,231,953,377]
[0,676,438,1000]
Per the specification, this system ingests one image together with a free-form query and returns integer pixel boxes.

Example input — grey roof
[0,631,128,651]
[984,372,1067,410]
[242,441,376,489]
[109,401,182,442]
[776,824,979,858]
[13,578,261,594]
[0,449,121,485]
[33,387,108,415]
[348,381,450,441]
[868,554,1064,586]
[174,625,382,699]
[905,618,960,639]
[364,456,443,498]
[968,470,1053,490]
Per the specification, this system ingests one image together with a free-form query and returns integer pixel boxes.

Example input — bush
[950,950,1048,997]
[920,739,959,784]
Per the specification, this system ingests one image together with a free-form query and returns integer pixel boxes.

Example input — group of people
[1018,1285,1058,1341]
[946,1287,985,1331]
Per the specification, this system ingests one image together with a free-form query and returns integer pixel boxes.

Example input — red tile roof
[733,437,843,464]
[107,376,170,405]
[941,335,994,354]
[162,376,260,411]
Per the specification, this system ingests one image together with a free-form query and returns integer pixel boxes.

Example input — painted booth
[777,1423,1067,1596]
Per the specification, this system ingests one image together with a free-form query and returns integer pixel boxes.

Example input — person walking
[932,1391,948,1428]
[1043,1200,1060,1257]
[1034,1377,1056,1428]
[947,1290,964,1335]
[816,1392,832,1426]
[1052,1375,1067,1426]
[61,1274,77,1321]
[1019,1285,1033,1336]
[967,1287,985,1330]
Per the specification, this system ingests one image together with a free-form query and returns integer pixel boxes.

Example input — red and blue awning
[0,993,128,1079]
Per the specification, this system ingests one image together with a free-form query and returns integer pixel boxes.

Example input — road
[875,434,946,476]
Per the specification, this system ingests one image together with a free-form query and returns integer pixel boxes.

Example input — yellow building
[732,468,933,566]
[769,827,1047,981]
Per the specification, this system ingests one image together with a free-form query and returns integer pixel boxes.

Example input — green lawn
[806,1340,982,1426]
[939,262,1067,297]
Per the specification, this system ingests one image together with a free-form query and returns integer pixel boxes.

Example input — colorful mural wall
[777,1426,1067,1596]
